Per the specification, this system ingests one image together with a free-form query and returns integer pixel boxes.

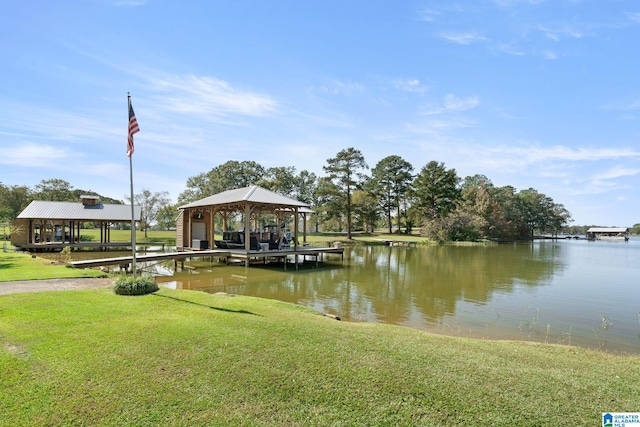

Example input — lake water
[151,238,640,353]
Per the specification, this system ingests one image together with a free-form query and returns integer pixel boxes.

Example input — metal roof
[17,200,141,221]
[179,186,310,210]
[586,227,628,233]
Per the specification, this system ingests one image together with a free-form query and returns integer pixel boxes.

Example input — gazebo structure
[176,186,311,255]
[10,195,141,251]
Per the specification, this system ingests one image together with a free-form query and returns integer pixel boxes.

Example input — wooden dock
[382,240,418,247]
[21,241,166,252]
[69,246,344,271]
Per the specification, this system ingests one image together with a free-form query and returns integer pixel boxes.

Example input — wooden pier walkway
[70,246,344,271]
[382,240,418,247]
[22,241,166,251]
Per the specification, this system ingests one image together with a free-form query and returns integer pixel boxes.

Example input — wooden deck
[20,241,166,251]
[382,240,418,247]
[69,246,344,271]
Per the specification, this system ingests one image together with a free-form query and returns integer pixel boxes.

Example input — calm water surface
[153,238,640,353]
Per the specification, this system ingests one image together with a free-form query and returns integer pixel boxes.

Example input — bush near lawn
[1,288,638,426]
[113,274,159,295]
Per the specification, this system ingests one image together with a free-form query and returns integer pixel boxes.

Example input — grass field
[0,241,107,282]
[77,229,430,247]
[1,288,638,426]
[79,229,177,245]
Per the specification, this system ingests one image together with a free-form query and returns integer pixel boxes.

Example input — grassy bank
[77,229,428,246]
[1,288,638,426]
[78,229,177,245]
[0,242,107,282]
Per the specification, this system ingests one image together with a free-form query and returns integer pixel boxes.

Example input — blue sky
[1,0,639,226]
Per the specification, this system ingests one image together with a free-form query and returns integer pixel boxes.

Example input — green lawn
[0,242,107,282]
[76,228,430,247]
[1,287,638,426]
[79,229,177,245]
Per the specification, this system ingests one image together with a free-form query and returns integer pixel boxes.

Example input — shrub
[113,275,159,296]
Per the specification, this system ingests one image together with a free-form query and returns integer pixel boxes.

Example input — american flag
[127,97,140,157]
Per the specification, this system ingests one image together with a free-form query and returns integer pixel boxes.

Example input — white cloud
[494,145,640,163]
[537,24,588,41]
[603,100,640,111]
[314,79,366,96]
[443,94,479,112]
[437,31,488,45]
[540,49,559,60]
[405,118,475,135]
[113,0,146,6]
[392,78,428,94]
[421,94,479,115]
[628,12,640,23]
[497,43,527,56]
[417,9,440,22]
[150,74,278,120]
[590,166,640,181]
[0,143,70,167]
[492,0,546,7]
[0,103,119,142]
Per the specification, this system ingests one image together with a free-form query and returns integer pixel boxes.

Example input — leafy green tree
[301,177,337,233]
[313,177,343,232]
[34,178,75,201]
[545,203,572,236]
[515,188,570,237]
[371,155,414,234]
[323,148,368,239]
[352,188,379,233]
[293,170,317,205]
[259,166,298,196]
[488,185,521,239]
[127,189,171,238]
[421,208,485,242]
[0,184,32,220]
[71,189,122,205]
[410,161,460,226]
[156,204,178,230]
[178,160,266,204]
[0,183,11,222]
[459,175,514,240]
[258,167,317,203]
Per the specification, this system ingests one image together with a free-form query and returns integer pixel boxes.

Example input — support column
[244,204,251,266]
[294,207,299,270]
[187,209,192,250]
[210,208,215,248]
[303,213,307,244]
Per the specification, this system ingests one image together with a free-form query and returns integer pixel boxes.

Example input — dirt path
[0,278,115,295]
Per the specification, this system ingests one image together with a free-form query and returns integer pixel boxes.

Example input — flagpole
[129,152,137,278]
[128,93,137,278]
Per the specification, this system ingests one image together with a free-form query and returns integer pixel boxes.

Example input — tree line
[0,179,173,238]
[175,149,575,241]
[5,151,636,241]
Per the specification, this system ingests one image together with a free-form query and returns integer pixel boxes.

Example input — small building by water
[586,227,629,241]
[176,185,311,252]
[10,196,141,251]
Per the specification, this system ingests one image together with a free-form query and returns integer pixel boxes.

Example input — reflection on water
[150,239,639,353]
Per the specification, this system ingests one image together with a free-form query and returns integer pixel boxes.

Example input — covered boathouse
[177,185,310,252]
[586,227,630,241]
[10,195,141,251]
[176,186,341,267]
